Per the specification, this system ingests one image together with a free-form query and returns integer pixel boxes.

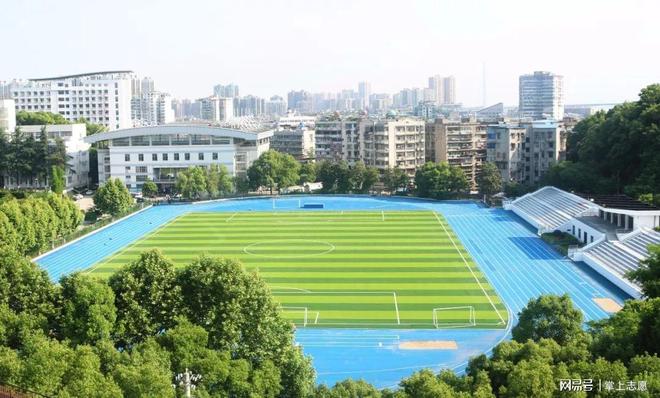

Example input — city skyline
[1,0,658,106]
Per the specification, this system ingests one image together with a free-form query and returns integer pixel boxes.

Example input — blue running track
[35,196,631,388]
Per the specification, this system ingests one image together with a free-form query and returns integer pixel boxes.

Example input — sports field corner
[34,195,632,388]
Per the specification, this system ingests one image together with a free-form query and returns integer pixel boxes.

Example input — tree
[35,127,50,187]
[0,247,57,319]
[556,84,660,195]
[76,117,107,136]
[247,150,300,194]
[233,175,250,194]
[59,273,116,345]
[108,250,182,346]
[16,111,68,126]
[205,164,232,198]
[175,166,208,200]
[477,162,502,196]
[57,345,123,397]
[350,161,379,194]
[590,298,660,363]
[299,162,317,185]
[141,178,158,198]
[512,294,584,345]
[112,339,175,398]
[627,245,660,298]
[414,162,469,199]
[0,131,9,188]
[50,165,65,194]
[383,167,408,194]
[94,178,133,216]
[177,255,293,363]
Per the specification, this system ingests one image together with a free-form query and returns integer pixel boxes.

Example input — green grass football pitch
[88,210,508,329]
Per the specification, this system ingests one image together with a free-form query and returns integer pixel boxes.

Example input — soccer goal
[272,198,301,209]
[281,306,309,327]
[432,306,476,328]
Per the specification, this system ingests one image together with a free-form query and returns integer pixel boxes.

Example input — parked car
[73,194,84,200]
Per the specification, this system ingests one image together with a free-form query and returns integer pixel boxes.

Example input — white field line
[225,212,237,222]
[314,312,320,324]
[393,292,400,324]
[84,214,182,275]
[382,210,385,221]
[433,212,506,325]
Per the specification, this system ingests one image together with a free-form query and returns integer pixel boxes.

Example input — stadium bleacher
[509,186,597,230]
[617,229,660,257]
[507,186,660,298]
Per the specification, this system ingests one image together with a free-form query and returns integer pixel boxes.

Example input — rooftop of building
[574,215,621,234]
[29,70,134,82]
[84,123,274,144]
[575,193,660,211]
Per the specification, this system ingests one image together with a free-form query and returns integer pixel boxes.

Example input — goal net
[281,306,309,326]
[272,198,301,209]
[432,306,476,328]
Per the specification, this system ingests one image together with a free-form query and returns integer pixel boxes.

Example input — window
[138,154,144,162]
[212,152,218,160]
[163,153,168,161]
[185,153,190,161]
[131,136,150,146]
[125,154,131,162]
[152,154,158,161]
[136,166,147,173]
[198,153,204,160]
[125,166,131,172]
[174,153,180,161]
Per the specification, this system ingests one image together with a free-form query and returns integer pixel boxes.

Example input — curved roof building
[88,124,272,191]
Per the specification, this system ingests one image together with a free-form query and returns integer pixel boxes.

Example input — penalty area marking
[272,290,401,326]
[433,212,507,326]
[225,212,237,222]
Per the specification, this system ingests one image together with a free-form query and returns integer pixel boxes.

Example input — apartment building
[360,116,425,177]
[486,120,564,184]
[199,96,234,122]
[4,71,133,130]
[425,117,487,190]
[519,71,564,120]
[131,91,174,126]
[315,117,361,163]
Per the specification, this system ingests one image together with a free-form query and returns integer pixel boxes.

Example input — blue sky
[1,0,658,106]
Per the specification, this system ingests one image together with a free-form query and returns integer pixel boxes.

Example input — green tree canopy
[108,250,182,346]
[556,84,660,197]
[93,178,133,216]
[383,167,409,194]
[627,245,660,298]
[477,162,502,196]
[299,162,317,185]
[177,255,292,362]
[175,166,208,200]
[512,294,584,345]
[16,111,68,126]
[140,178,158,198]
[59,273,117,346]
[414,162,469,199]
[247,150,300,193]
